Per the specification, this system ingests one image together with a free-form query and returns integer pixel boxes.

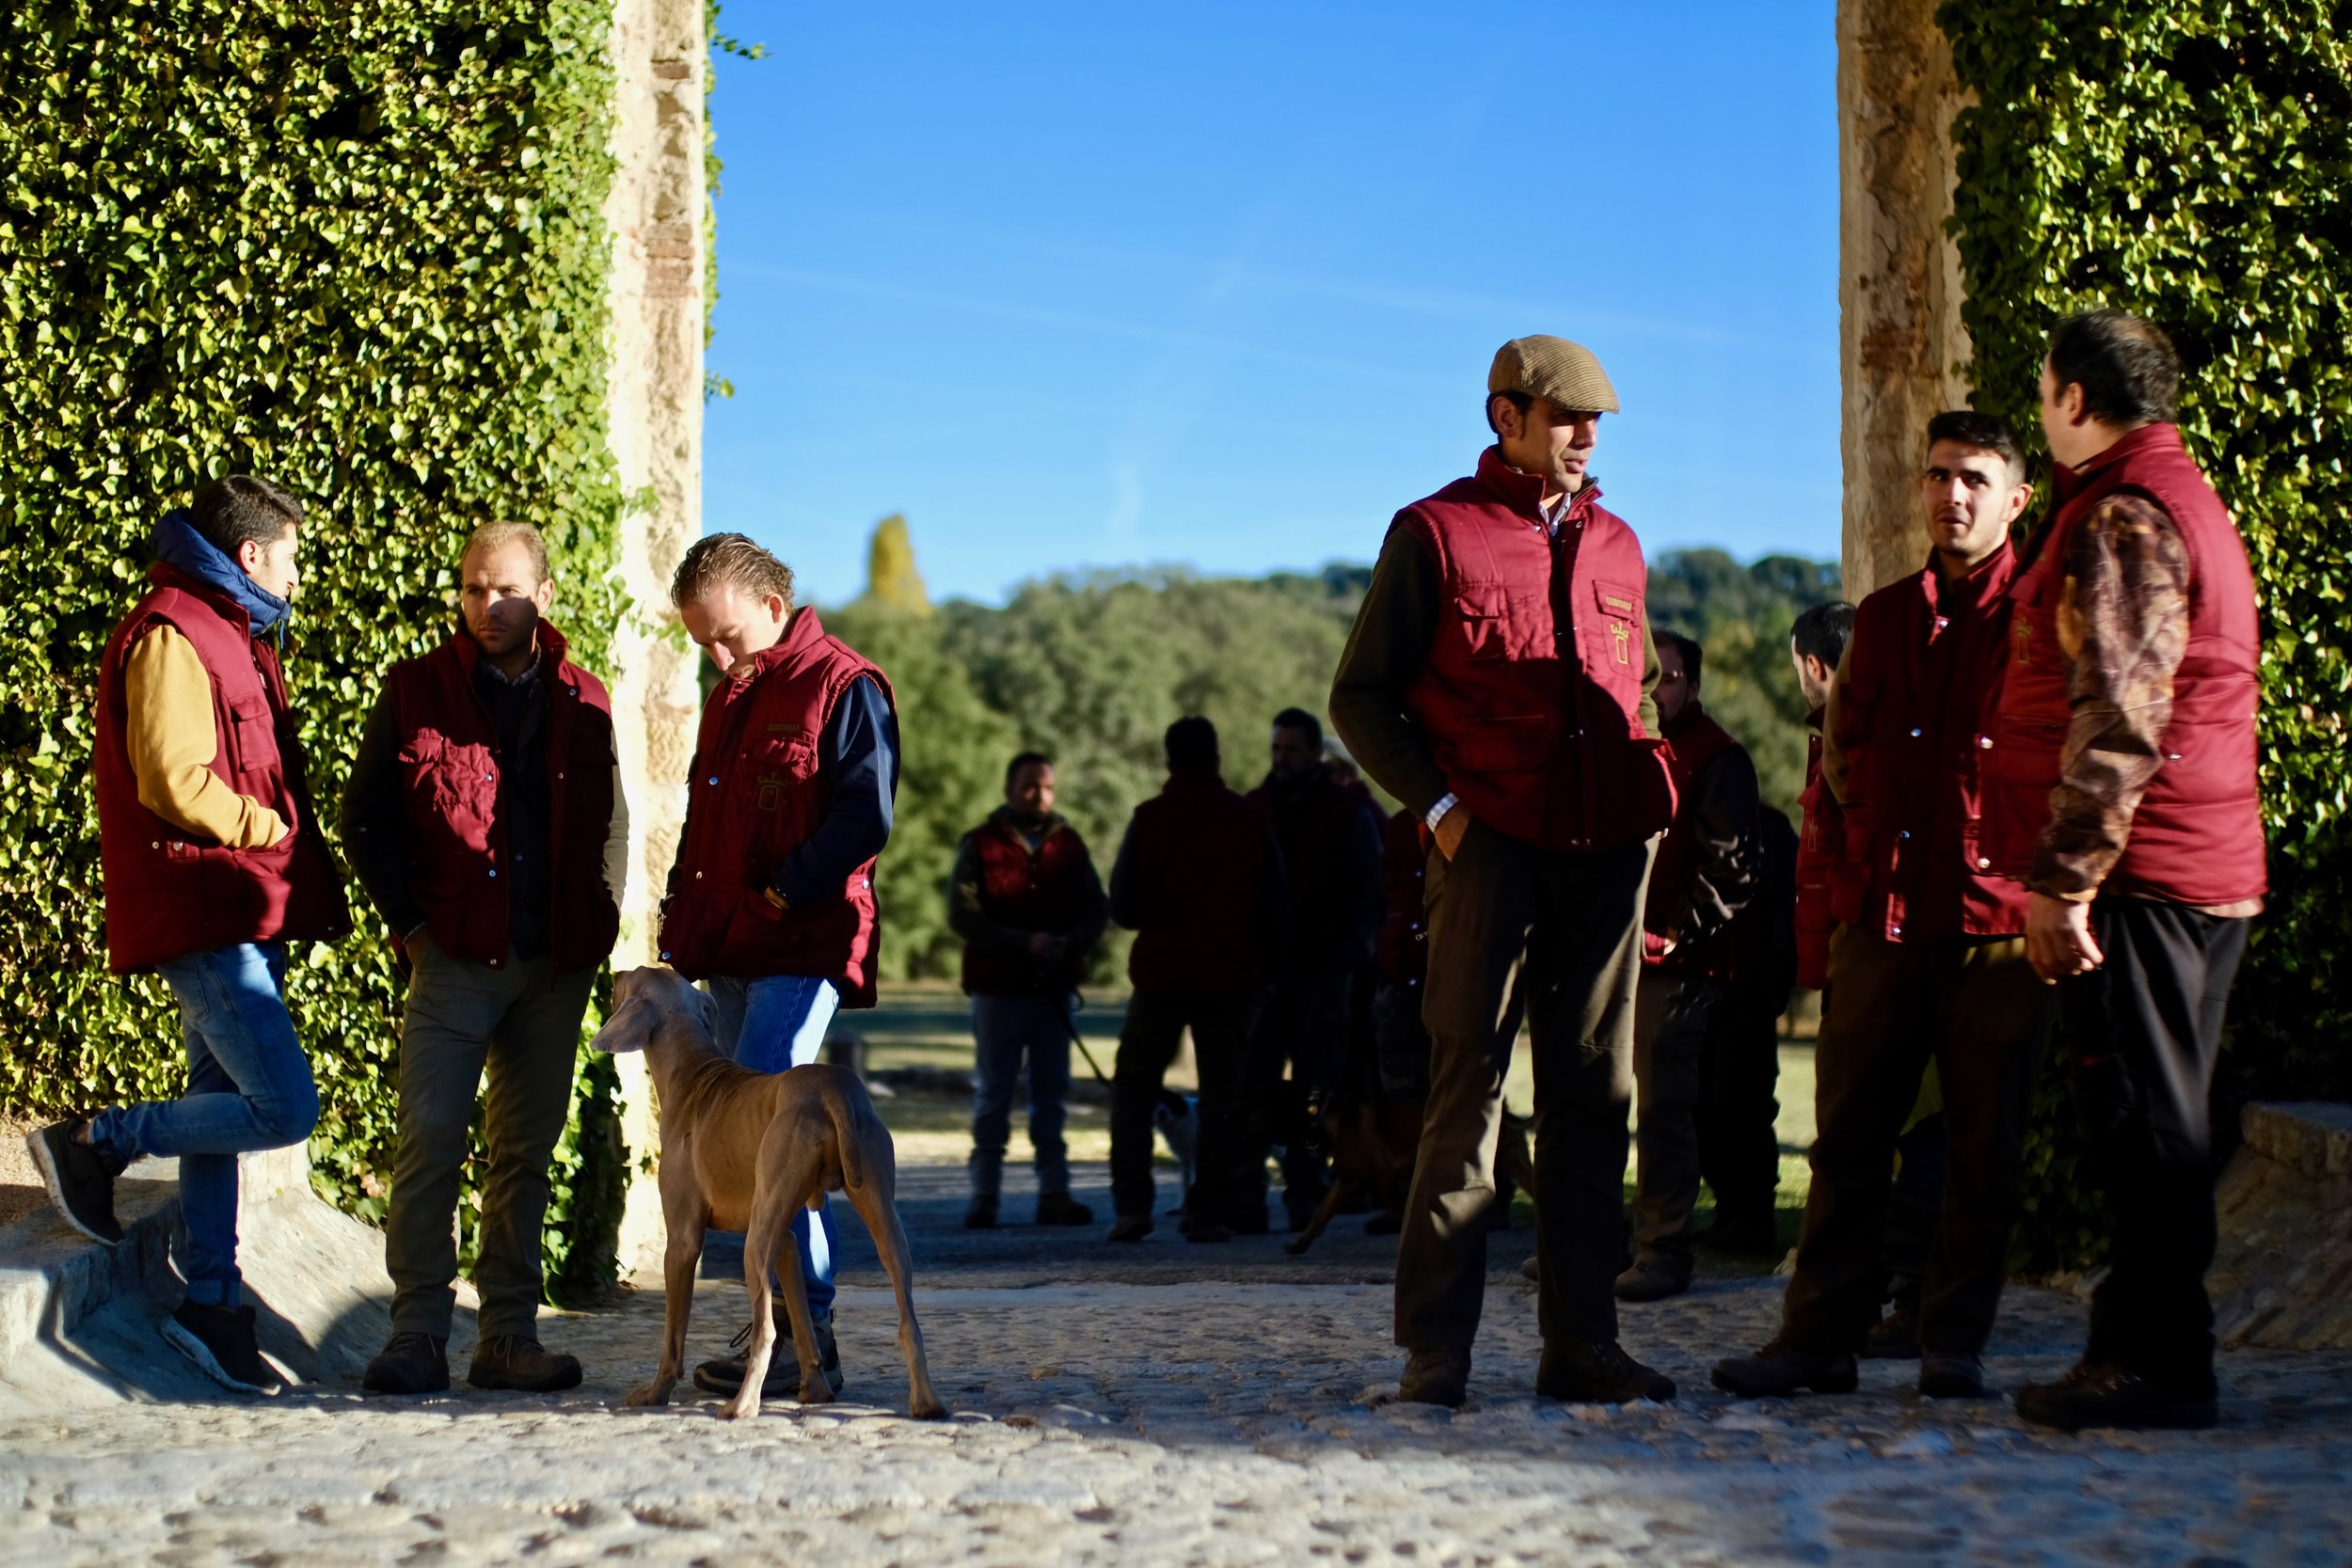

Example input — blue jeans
[87,942,319,1307]
[969,992,1073,1198]
[707,974,839,1312]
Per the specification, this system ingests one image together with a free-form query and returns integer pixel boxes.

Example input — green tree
[860,514,932,616]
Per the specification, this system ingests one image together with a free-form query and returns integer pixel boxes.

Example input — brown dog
[590,966,945,1420]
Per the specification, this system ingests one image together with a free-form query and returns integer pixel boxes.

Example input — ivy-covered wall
[0,1,631,1298]
[1939,1,2351,1266]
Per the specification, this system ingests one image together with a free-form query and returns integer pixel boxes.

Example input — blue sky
[703,3,1838,607]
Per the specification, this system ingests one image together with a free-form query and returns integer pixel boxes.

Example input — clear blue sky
[703,3,1839,608]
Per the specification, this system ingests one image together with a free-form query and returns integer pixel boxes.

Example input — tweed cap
[1488,335,1619,415]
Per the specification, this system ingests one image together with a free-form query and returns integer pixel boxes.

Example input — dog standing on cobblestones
[591,965,946,1420]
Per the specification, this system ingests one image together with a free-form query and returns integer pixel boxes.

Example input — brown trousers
[1778,927,2049,1356]
[1394,821,1651,1355]
[385,940,596,1340]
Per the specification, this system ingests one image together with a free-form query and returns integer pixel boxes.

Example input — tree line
[814,519,1843,985]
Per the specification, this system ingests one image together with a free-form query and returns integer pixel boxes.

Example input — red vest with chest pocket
[384,620,621,972]
[659,607,896,1006]
[959,816,1098,996]
[1394,446,1675,855]
[1981,423,2265,906]
[93,562,350,973]
[1836,547,2031,943]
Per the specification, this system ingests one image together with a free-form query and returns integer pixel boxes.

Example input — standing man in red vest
[1992,312,2266,1433]
[1618,631,1760,1303]
[30,476,348,1393]
[1714,411,2051,1403]
[341,522,629,1396]
[949,751,1108,1229]
[1330,336,1677,1407]
[657,533,899,1402]
[1788,600,1855,995]
[1104,718,1288,1243]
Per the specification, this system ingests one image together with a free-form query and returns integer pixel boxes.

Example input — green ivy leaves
[0,1,629,1292]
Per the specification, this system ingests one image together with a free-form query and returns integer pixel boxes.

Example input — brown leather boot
[466,1334,583,1392]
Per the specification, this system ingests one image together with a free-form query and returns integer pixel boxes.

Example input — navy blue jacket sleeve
[772,675,898,905]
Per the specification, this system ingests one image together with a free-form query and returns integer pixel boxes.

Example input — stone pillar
[1837,0,1972,600]
[604,0,705,1272]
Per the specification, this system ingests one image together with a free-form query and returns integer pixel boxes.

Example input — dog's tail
[823,1069,874,1195]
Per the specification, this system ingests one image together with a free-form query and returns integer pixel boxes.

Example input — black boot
[1710,1340,1859,1398]
[1537,1340,1677,1403]
[2015,1360,2217,1432]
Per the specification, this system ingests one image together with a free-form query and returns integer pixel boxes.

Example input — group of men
[32,515,898,1405]
[1318,319,2258,1431]
[29,309,2262,1436]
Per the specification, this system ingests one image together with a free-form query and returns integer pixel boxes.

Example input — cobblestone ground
[7,1153,2352,1567]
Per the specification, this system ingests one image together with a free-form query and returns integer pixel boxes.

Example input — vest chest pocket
[1590,579,1644,673]
[1451,583,1535,661]
[221,695,278,779]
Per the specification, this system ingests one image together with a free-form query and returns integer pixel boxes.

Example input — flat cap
[1488,335,1618,415]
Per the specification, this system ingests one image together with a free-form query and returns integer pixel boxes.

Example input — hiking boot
[1863,1303,1921,1359]
[1613,1261,1691,1303]
[468,1335,583,1392]
[1184,1217,1233,1243]
[163,1300,281,1394]
[1710,1340,1860,1399]
[693,1308,843,1398]
[1104,1213,1152,1243]
[363,1332,451,1395]
[1398,1347,1470,1407]
[2014,1360,2217,1433]
[1036,1192,1093,1227]
[1918,1350,1986,1400]
[1537,1339,1677,1403]
[963,1193,999,1229]
[26,1121,125,1245]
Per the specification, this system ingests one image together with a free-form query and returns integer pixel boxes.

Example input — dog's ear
[589,993,659,1054]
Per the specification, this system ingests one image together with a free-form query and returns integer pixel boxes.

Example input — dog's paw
[1283,1237,1311,1257]
[797,1381,837,1406]
[623,1382,672,1408]
[910,1397,949,1421]
[716,1394,761,1421]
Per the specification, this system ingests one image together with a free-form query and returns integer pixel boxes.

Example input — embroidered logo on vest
[1612,621,1631,665]
[2012,620,2033,665]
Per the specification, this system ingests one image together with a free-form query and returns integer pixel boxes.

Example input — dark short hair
[1005,751,1052,789]
[1790,601,1855,671]
[1925,410,2026,480]
[2047,309,2180,426]
[1271,706,1322,746]
[1484,388,1534,437]
[1165,716,1218,770]
[1657,630,1704,691]
[189,476,302,558]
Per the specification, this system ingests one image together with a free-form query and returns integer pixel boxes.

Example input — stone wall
[1836,0,1971,600]
[602,0,706,1269]
[2209,1101,2352,1353]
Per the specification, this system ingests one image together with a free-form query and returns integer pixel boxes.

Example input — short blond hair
[671,531,794,610]
[460,521,550,585]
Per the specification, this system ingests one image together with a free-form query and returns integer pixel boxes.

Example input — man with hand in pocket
[655,532,900,1403]
[342,521,628,1397]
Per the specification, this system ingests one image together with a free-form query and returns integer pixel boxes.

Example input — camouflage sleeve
[2026,491,2191,899]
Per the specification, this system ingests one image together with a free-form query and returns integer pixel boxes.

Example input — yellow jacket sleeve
[122,625,289,849]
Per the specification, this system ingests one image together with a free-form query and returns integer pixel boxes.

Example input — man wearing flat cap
[1332,336,1677,1407]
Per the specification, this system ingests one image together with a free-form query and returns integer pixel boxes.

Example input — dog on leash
[589,966,945,1420]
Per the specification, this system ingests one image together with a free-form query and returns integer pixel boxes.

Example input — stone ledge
[2209,1100,2352,1354]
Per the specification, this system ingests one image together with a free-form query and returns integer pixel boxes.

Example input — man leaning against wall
[30,477,350,1395]
[341,521,629,1397]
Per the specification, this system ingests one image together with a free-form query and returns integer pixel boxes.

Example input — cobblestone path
[5,1159,2350,1567]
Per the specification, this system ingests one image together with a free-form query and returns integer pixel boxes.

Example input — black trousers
[2060,895,2249,1388]
[1241,961,1353,1218]
[1883,1109,1947,1310]
[1110,991,1253,1223]
[1780,929,2049,1356]
[1695,973,1785,1231]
